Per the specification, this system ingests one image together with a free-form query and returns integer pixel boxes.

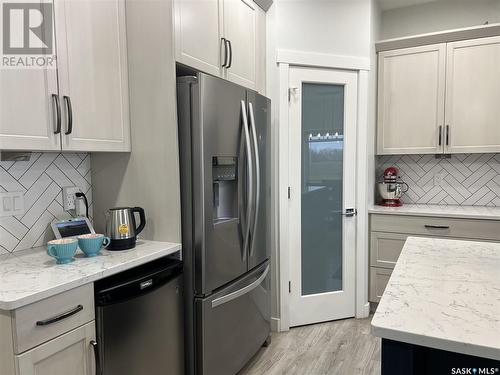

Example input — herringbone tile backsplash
[377,154,500,206]
[0,153,92,254]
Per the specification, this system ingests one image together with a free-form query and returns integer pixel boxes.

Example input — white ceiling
[378,0,442,11]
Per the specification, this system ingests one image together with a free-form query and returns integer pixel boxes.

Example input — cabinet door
[377,44,446,155]
[55,0,130,152]
[445,36,500,153]
[223,0,257,90]
[15,322,96,375]
[0,0,60,151]
[174,0,224,77]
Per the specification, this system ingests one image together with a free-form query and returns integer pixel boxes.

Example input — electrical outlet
[62,186,81,211]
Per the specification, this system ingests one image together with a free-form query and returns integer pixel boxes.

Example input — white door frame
[277,55,370,331]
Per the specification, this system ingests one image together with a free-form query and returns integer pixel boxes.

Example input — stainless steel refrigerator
[177,73,271,375]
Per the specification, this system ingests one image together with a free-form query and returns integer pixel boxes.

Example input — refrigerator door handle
[248,102,260,257]
[211,264,269,308]
[240,100,254,262]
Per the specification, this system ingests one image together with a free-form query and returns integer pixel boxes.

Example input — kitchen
[0,0,499,374]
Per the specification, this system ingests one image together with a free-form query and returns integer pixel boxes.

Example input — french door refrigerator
[177,73,271,375]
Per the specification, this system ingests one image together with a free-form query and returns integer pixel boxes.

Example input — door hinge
[288,281,291,293]
[288,187,291,199]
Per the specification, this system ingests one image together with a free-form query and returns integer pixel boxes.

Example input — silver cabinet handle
[240,100,253,262]
[227,39,233,69]
[221,37,228,68]
[52,94,61,134]
[64,95,73,135]
[248,102,260,257]
[90,340,101,375]
[212,264,269,308]
[36,304,83,326]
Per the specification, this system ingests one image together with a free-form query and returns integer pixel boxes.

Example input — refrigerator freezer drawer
[195,261,271,375]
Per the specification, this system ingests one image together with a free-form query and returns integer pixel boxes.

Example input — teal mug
[77,234,110,257]
[47,239,78,264]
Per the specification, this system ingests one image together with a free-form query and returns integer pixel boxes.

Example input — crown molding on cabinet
[276,49,371,71]
[376,23,500,52]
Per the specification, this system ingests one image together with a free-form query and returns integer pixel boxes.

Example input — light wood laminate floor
[239,316,381,375]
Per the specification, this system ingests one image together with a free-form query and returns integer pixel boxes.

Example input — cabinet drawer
[371,214,500,241]
[369,267,392,303]
[12,285,94,354]
[370,232,407,269]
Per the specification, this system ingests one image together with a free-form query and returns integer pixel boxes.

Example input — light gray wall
[91,0,181,243]
[276,0,371,58]
[381,0,500,39]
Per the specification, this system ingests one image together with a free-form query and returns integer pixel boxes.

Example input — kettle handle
[132,207,146,236]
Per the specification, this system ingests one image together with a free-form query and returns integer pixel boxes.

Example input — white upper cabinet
[0,0,60,151]
[173,0,265,92]
[56,0,130,152]
[377,44,446,155]
[174,0,223,77]
[0,0,130,152]
[444,36,500,153]
[223,0,257,89]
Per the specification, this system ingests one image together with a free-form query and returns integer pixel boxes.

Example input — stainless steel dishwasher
[95,257,183,375]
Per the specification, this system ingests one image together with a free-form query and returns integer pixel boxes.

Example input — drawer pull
[36,304,83,326]
[424,225,450,230]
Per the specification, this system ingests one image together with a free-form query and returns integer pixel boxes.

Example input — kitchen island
[371,237,500,374]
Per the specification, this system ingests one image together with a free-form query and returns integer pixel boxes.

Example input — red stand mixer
[377,167,409,207]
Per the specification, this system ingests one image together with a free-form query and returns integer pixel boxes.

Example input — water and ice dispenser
[212,157,238,224]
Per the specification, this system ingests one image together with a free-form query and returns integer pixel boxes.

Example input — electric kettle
[106,207,146,250]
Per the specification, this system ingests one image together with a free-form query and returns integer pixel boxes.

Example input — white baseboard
[356,302,370,319]
[271,317,281,332]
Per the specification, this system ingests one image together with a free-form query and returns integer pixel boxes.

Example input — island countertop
[0,240,181,310]
[371,237,500,360]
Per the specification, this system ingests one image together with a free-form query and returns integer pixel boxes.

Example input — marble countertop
[369,204,500,220]
[0,240,181,310]
[371,237,500,360]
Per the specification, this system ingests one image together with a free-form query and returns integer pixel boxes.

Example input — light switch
[0,192,24,217]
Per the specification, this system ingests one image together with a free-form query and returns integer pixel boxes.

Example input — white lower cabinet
[0,285,96,375]
[15,322,96,375]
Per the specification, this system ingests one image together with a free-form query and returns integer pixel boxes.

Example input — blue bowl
[47,239,78,264]
[77,234,110,257]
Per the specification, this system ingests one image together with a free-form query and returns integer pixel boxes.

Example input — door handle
[445,125,450,146]
[63,95,73,135]
[240,100,253,262]
[211,264,269,308]
[438,125,442,146]
[330,209,357,217]
[52,94,61,134]
[36,304,83,326]
[248,102,260,257]
[90,340,101,375]
[221,38,228,68]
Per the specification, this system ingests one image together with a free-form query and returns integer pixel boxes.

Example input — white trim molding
[355,70,370,319]
[276,49,371,71]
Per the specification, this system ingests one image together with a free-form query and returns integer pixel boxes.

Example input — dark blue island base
[382,339,500,375]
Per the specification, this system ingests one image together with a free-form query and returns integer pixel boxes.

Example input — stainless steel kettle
[106,207,146,250]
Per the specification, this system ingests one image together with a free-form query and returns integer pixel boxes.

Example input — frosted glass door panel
[301,83,344,296]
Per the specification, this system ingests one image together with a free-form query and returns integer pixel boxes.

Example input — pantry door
[288,67,357,327]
